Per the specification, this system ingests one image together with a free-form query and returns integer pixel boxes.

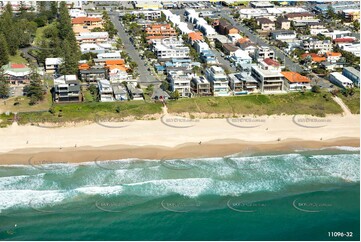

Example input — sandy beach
[0,114,359,164]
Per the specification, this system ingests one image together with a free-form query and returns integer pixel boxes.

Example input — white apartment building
[98,79,114,102]
[338,42,360,57]
[301,39,333,54]
[152,38,190,60]
[254,46,275,62]
[205,66,230,96]
[329,72,354,89]
[193,40,210,54]
[251,59,284,93]
[167,70,193,97]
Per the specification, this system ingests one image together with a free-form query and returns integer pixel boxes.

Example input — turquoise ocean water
[0,146,359,241]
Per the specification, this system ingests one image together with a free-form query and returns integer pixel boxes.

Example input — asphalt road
[110,14,160,85]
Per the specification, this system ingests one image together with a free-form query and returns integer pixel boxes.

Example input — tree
[0,34,9,67]
[161,81,169,91]
[25,67,44,105]
[0,71,9,98]
[311,85,321,93]
[353,21,360,32]
[170,90,180,100]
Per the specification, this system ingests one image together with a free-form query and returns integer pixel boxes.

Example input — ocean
[0,147,359,241]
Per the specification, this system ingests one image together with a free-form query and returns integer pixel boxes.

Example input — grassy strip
[338,89,360,114]
[167,92,343,117]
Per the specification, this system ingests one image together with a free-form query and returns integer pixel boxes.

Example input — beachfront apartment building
[191,76,211,96]
[53,75,81,102]
[112,84,128,101]
[342,67,360,87]
[98,79,114,102]
[152,38,190,60]
[167,70,193,98]
[251,59,284,93]
[76,32,109,45]
[205,66,230,96]
[281,71,311,92]
[300,39,333,54]
[79,67,107,83]
[228,72,258,95]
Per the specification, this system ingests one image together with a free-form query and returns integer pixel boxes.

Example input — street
[110,14,160,85]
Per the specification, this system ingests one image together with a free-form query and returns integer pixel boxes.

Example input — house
[254,46,275,62]
[337,42,360,57]
[98,79,114,102]
[151,87,170,100]
[256,18,275,31]
[188,31,204,44]
[276,17,290,30]
[342,67,360,87]
[222,43,239,55]
[300,53,326,63]
[79,67,107,83]
[76,32,109,45]
[325,52,342,63]
[200,50,218,65]
[213,19,239,35]
[191,76,211,96]
[71,17,103,35]
[193,40,210,54]
[281,71,311,91]
[229,71,258,95]
[333,38,356,44]
[238,42,258,55]
[320,62,346,71]
[329,72,354,89]
[112,84,128,101]
[251,59,284,93]
[1,63,42,85]
[167,70,193,97]
[53,75,81,102]
[45,58,63,74]
[284,12,315,21]
[321,31,353,40]
[126,84,144,100]
[205,66,230,96]
[228,34,242,44]
[270,30,296,41]
[80,43,112,54]
[69,9,87,18]
[97,52,122,60]
[229,49,252,69]
[145,23,177,41]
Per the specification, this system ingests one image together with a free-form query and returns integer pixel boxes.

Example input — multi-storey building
[205,66,230,96]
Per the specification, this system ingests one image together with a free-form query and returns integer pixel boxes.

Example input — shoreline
[0,138,359,165]
[0,114,359,165]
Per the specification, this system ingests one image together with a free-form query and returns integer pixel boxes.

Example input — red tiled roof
[71,17,102,24]
[264,58,280,67]
[333,38,355,43]
[11,64,26,69]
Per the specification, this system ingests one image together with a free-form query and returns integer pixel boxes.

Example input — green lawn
[0,92,53,113]
[16,101,163,125]
[338,89,360,114]
[9,51,28,64]
[167,92,343,117]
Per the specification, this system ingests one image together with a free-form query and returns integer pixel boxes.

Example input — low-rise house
[342,67,360,87]
[205,66,230,96]
[191,76,211,96]
[213,19,239,35]
[325,52,342,63]
[151,87,170,100]
[229,71,258,95]
[80,43,112,54]
[337,42,360,57]
[98,79,114,102]
[76,32,109,45]
[79,67,107,83]
[284,12,315,21]
[270,30,296,41]
[321,30,353,40]
[200,50,218,65]
[320,62,346,71]
[97,52,122,60]
[281,71,311,91]
[112,84,128,101]
[188,31,204,44]
[222,43,239,55]
[300,53,326,63]
[254,46,275,62]
[227,34,242,44]
[45,58,63,74]
[329,72,354,89]
[86,12,103,18]
[229,49,252,69]
[238,42,258,55]
[126,84,144,100]
[256,17,275,31]
[193,40,210,54]
[275,17,290,30]
[167,70,193,97]
[53,75,81,102]
[251,59,284,93]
